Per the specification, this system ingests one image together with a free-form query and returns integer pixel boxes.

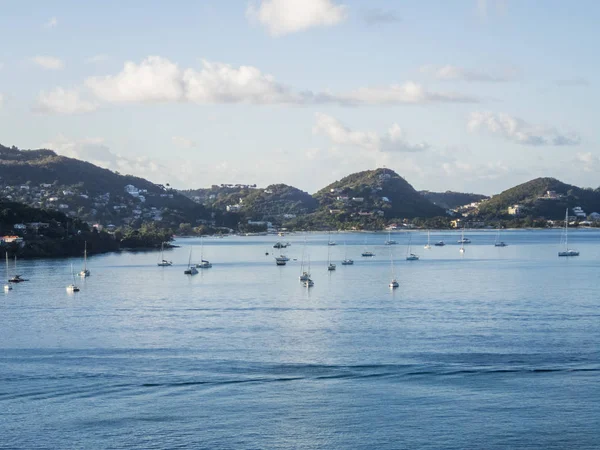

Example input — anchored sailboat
[4,252,12,291]
[299,235,310,280]
[424,230,431,249]
[157,242,173,266]
[459,227,466,253]
[66,264,80,292]
[389,248,399,288]
[341,240,354,265]
[494,228,507,247]
[196,236,212,268]
[184,247,198,274]
[79,241,90,277]
[406,235,419,261]
[558,208,579,257]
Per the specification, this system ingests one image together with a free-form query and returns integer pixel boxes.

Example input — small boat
[299,236,310,280]
[385,230,398,245]
[184,247,198,274]
[275,256,287,266]
[8,256,28,283]
[341,259,354,265]
[389,247,399,288]
[494,228,507,247]
[304,278,314,287]
[4,252,12,291]
[424,230,431,249]
[361,251,374,257]
[273,242,288,249]
[327,241,337,246]
[66,264,80,292]
[196,237,212,268]
[79,241,90,277]
[457,238,471,244]
[157,242,173,266]
[327,238,336,271]
[434,241,445,247]
[406,236,419,261]
[558,208,579,257]
[278,254,290,262]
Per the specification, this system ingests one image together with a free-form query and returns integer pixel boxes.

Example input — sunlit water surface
[1,230,599,449]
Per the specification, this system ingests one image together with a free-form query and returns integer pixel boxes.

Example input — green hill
[314,168,445,219]
[0,144,208,227]
[478,177,600,219]
[420,190,488,210]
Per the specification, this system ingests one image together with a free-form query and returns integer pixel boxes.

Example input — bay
[1,230,599,449]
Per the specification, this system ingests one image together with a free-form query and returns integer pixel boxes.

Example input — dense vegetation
[478,177,600,219]
[420,191,488,210]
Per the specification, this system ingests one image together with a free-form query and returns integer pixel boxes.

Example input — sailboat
[459,227,466,253]
[299,235,310,280]
[327,238,336,271]
[341,241,354,265]
[157,242,173,266]
[184,247,198,274]
[424,230,431,249]
[78,241,90,277]
[558,208,579,257]
[457,226,471,244]
[385,229,398,245]
[361,235,375,257]
[4,252,12,291]
[494,228,507,247]
[303,255,314,287]
[389,248,399,288]
[196,236,212,268]
[406,235,419,260]
[66,264,80,292]
[8,255,28,283]
[327,232,337,246]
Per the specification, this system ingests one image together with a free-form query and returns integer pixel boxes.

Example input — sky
[0,0,598,195]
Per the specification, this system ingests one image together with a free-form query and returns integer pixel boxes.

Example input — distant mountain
[181,183,317,222]
[478,177,600,219]
[420,190,488,210]
[0,144,208,227]
[314,168,445,220]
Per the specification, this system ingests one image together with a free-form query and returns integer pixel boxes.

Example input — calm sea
[1,230,599,449]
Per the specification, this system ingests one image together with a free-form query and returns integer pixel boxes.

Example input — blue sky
[0,0,597,194]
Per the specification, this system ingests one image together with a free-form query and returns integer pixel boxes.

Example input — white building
[573,206,586,218]
[508,205,524,216]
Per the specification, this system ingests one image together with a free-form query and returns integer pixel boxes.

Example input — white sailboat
[78,241,90,277]
[8,255,28,283]
[157,242,173,266]
[4,252,12,291]
[558,208,579,257]
[341,240,354,265]
[303,255,314,287]
[196,236,212,268]
[184,247,198,274]
[494,228,507,247]
[459,227,466,253]
[385,229,398,245]
[361,235,375,257]
[299,235,310,280]
[389,248,399,288]
[66,264,80,292]
[424,229,431,249]
[406,235,419,261]
[327,237,336,271]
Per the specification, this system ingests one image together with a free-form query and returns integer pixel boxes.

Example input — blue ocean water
[1,230,599,449]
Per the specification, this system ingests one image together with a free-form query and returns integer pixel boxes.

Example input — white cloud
[334,82,478,105]
[85,54,109,64]
[31,56,64,70]
[467,111,581,146]
[172,136,197,148]
[86,56,184,103]
[574,152,600,173]
[35,87,97,114]
[44,17,58,29]
[421,64,518,82]
[314,113,430,153]
[183,60,298,104]
[38,56,479,112]
[247,0,347,36]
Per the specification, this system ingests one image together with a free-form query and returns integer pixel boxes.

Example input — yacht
[494,228,507,247]
[196,237,212,268]
[389,248,399,288]
[558,208,579,257]
[385,230,398,245]
[66,264,80,292]
[406,236,419,261]
[273,242,288,249]
[457,237,471,244]
[389,279,399,288]
[184,247,198,274]
[157,242,173,266]
[341,258,354,265]
[79,241,90,277]
[361,251,375,257]
[8,275,27,283]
